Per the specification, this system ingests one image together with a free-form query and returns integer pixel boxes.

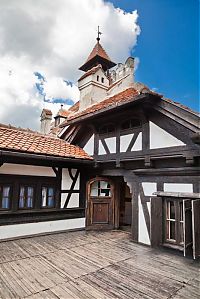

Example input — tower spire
[97,26,102,42]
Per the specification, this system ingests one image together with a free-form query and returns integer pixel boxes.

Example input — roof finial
[97,26,102,42]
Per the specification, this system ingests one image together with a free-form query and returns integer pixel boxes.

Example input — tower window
[97,75,99,81]
[101,77,104,83]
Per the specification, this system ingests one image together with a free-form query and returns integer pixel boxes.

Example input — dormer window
[97,75,99,81]
[99,124,115,135]
[101,77,104,83]
[121,119,141,131]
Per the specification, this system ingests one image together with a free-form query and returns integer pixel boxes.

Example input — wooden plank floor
[0,230,199,299]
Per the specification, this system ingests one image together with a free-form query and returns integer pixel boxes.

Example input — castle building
[0,35,199,259]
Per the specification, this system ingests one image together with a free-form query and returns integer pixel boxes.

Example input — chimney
[40,109,52,134]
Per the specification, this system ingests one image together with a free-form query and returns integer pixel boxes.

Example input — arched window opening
[121,119,141,131]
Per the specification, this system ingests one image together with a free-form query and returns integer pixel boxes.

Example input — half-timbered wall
[0,163,85,240]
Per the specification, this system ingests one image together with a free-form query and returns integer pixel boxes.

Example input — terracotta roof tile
[0,126,92,160]
[68,101,79,113]
[86,42,112,63]
[42,109,52,116]
[65,87,139,123]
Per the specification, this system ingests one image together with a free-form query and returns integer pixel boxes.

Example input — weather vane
[97,26,102,42]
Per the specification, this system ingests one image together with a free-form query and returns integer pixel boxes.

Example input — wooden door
[183,199,193,257]
[86,178,114,230]
[192,199,200,260]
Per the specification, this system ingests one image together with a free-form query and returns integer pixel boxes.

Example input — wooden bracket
[145,156,152,168]
[185,156,194,166]
[116,159,121,168]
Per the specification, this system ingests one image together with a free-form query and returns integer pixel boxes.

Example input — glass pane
[42,187,47,207]
[170,222,175,240]
[170,201,175,219]
[90,181,98,196]
[180,222,184,244]
[19,186,25,208]
[48,188,54,207]
[3,186,10,197]
[179,201,183,221]
[2,198,9,209]
[27,187,33,208]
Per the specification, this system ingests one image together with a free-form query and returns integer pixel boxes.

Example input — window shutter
[192,199,200,260]
[150,196,163,247]
[183,199,193,257]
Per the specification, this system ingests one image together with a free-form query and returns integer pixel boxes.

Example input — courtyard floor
[0,230,199,299]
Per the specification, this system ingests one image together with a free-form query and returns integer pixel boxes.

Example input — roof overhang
[79,55,116,72]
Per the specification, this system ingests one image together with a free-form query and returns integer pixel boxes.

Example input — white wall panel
[83,135,94,155]
[150,122,185,149]
[99,140,107,155]
[131,132,142,151]
[0,163,55,177]
[138,195,150,245]
[120,133,134,152]
[142,182,157,196]
[62,169,80,190]
[67,193,79,208]
[0,218,86,240]
[164,183,193,193]
[105,137,116,153]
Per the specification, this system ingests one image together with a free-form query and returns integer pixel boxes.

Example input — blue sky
[108,0,199,112]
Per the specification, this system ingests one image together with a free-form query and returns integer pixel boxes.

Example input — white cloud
[0,0,140,130]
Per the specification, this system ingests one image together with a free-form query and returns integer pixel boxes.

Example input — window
[0,185,11,210]
[121,119,141,131]
[101,77,104,83]
[166,201,175,241]
[99,124,115,135]
[19,186,34,209]
[97,75,99,81]
[165,199,184,246]
[41,186,55,208]
[90,181,111,197]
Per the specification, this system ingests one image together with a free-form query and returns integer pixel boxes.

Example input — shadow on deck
[0,230,199,298]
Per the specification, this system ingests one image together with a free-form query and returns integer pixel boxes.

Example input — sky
[0,0,198,130]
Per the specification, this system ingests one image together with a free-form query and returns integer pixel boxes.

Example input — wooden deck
[0,230,199,299]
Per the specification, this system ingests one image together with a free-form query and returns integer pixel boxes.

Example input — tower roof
[79,41,116,72]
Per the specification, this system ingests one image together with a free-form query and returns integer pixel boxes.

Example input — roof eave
[66,93,159,125]
[0,149,94,164]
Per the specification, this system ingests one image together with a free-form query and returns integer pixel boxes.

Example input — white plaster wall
[164,183,193,193]
[99,140,106,155]
[0,163,55,177]
[138,195,151,245]
[120,133,134,152]
[142,182,157,196]
[150,121,185,149]
[83,135,94,155]
[131,132,142,151]
[0,218,85,240]
[61,169,80,190]
[61,193,79,209]
[105,137,116,153]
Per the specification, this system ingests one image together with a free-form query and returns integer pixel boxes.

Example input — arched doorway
[86,178,114,230]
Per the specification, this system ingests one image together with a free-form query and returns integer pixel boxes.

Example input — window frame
[120,118,142,134]
[18,184,35,210]
[0,184,12,211]
[41,185,56,209]
[164,198,184,247]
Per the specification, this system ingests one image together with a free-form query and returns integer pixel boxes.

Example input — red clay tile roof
[0,126,92,160]
[68,101,80,113]
[86,42,112,63]
[78,65,103,82]
[65,87,140,123]
[55,108,70,118]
